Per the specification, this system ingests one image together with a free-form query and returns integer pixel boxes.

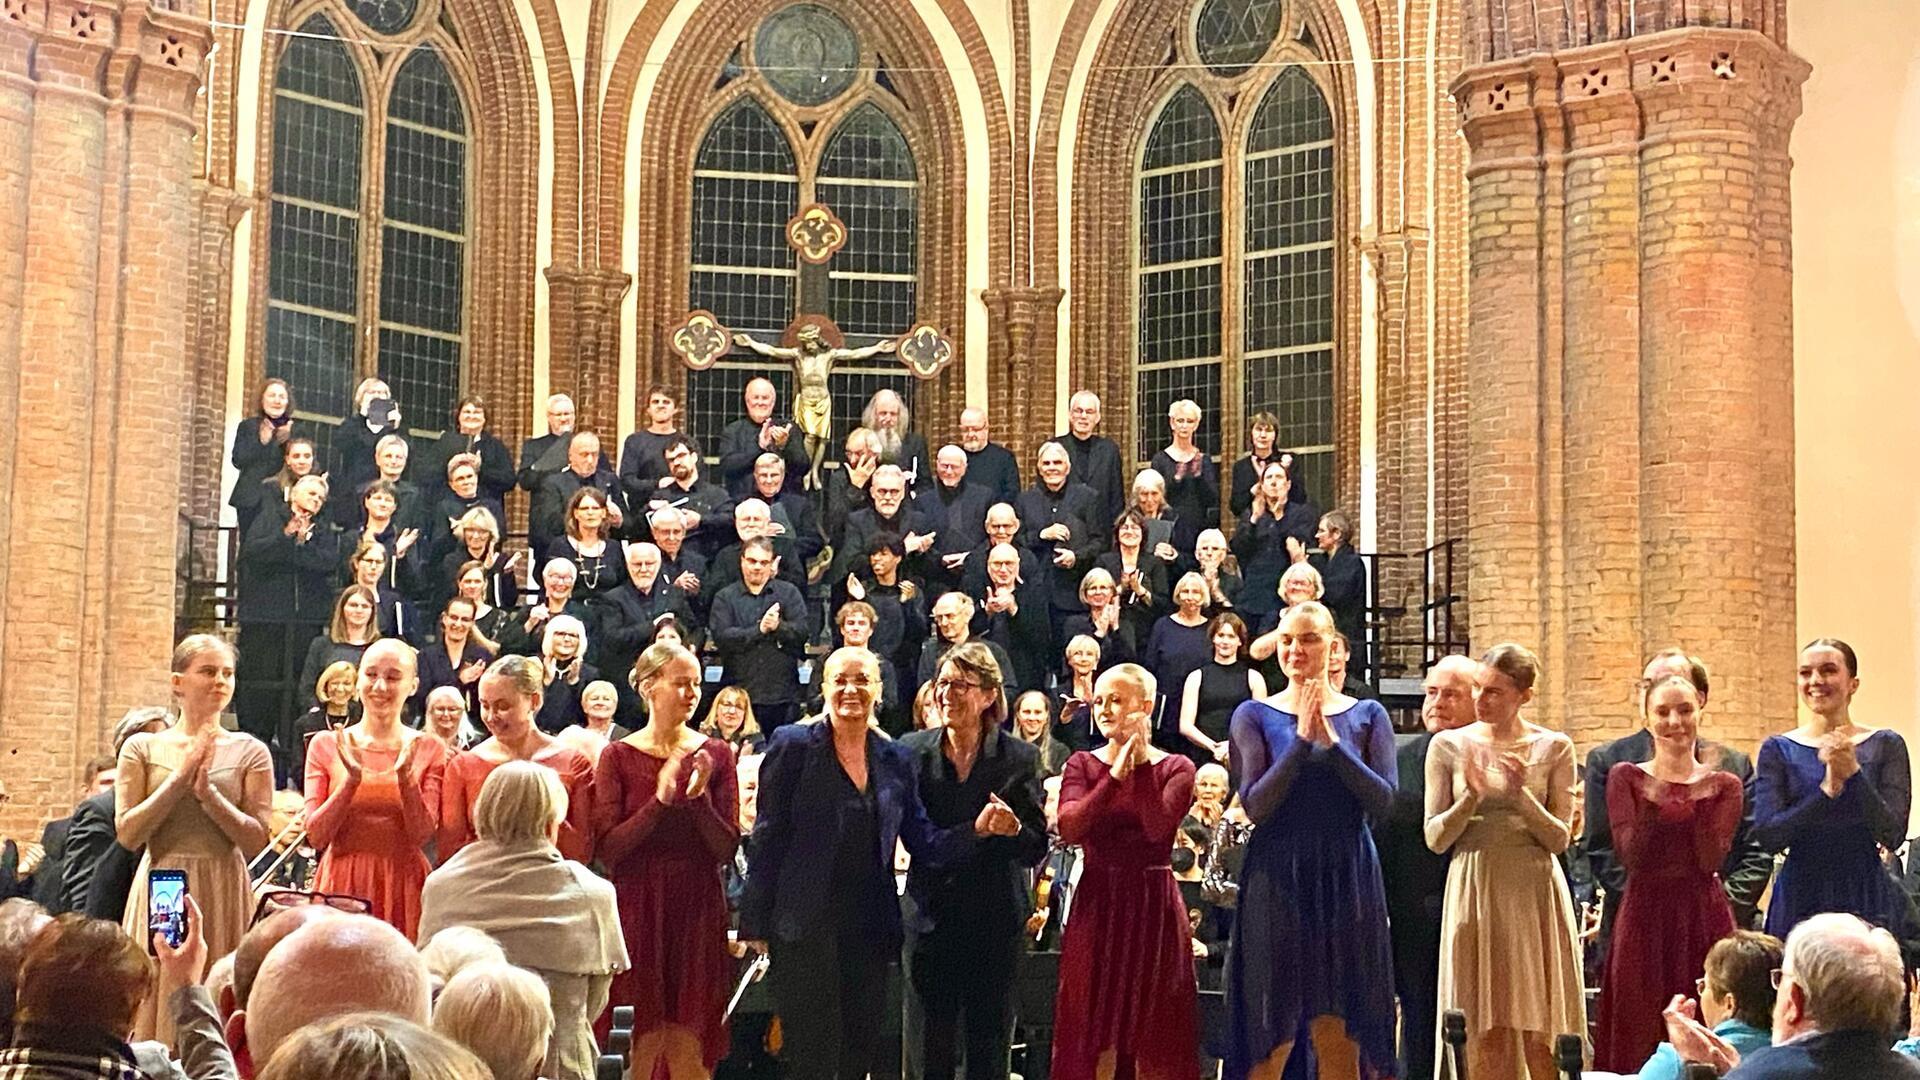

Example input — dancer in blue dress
[1224,600,1398,1080]
[1755,637,1910,938]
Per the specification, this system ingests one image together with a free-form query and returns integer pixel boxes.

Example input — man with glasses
[1055,391,1125,527]
[640,435,733,559]
[711,538,812,732]
[958,408,1020,505]
[831,464,936,588]
[916,592,1014,694]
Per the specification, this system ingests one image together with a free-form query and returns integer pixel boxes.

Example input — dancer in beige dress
[118,633,275,1044]
[1424,644,1584,1080]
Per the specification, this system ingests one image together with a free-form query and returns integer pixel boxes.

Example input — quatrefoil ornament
[669,310,732,370]
[786,204,848,264]
[896,323,954,379]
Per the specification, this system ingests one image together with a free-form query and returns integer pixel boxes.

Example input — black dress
[1191,659,1254,768]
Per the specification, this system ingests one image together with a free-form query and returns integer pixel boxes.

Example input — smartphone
[148,869,188,953]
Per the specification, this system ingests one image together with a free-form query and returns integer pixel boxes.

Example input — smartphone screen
[149,870,188,953]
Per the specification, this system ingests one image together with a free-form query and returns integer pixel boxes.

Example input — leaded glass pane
[691,96,798,347]
[754,4,860,107]
[276,16,361,106]
[1138,263,1222,364]
[379,227,463,334]
[271,98,362,208]
[378,327,461,428]
[690,270,797,334]
[1246,143,1333,252]
[1247,67,1332,153]
[384,124,466,235]
[827,276,914,337]
[1139,164,1222,267]
[1137,362,1222,462]
[693,176,798,269]
[389,45,465,134]
[695,98,797,173]
[1244,348,1333,450]
[268,202,359,314]
[1244,246,1333,352]
[349,0,417,34]
[819,181,917,274]
[1193,0,1283,77]
[265,307,355,418]
[1140,85,1221,171]
[819,103,917,182]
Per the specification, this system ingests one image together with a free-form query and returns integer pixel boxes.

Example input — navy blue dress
[1755,729,1911,938]
[1224,697,1398,1079]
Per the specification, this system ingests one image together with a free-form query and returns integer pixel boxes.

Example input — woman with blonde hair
[433,962,555,1080]
[438,655,595,862]
[536,614,599,734]
[1060,567,1133,674]
[595,642,742,1080]
[1012,690,1071,777]
[1249,561,1325,685]
[258,1012,491,1080]
[420,761,629,1080]
[305,638,446,938]
[1425,643,1583,1080]
[292,659,360,785]
[701,685,764,756]
[436,505,518,612]
[118,634,274,1040]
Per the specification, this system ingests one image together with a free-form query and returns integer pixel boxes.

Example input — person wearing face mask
[740,646,1017,1080]
[420,395,516,504]
[1371,654,1478,1080]
[621,383,704,504]
[238,472,340,750]
[710,539,812,733]
[973,543,1052,698]
[417,596,496,722]
[534,615,599,735]
[915,445,992,595]
[593,642,741,1080]
[1223,601,1397,1080]
[334,377,406,496]
[229,378,297,538]
[304,639,446,939]
[439,655,597,863]
[717,378,810,499]
[1592,674,1743,1070]
[956,408,1020,506]
[1051,662,1198,1080]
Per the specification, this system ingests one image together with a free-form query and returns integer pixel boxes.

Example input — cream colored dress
[118,729,274,1044]
[1424,726,1586,1055]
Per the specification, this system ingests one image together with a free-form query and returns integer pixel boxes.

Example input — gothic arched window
[682,3,924,456]
[262,7,470,442]
[1130,6,1337,502]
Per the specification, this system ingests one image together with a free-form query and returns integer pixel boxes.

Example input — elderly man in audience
[0,913,154,1077]
[823,426,882,546]
[595,542,689,689]
[517,394,606,501]
[716,377,810,498]
[832,463,936,588]
[640,436,733,558]
[647,509,708,615]
[915,445,992,595]
[917,592,1015,693]
[862,388,930,487]
[420,761,626,1080]
[973,543,1053,698]
[1373,654,1479,1080]
[1055,390,1125,527]
[1582,649,1771,952]
[1669,913,1918,1079]
[957,408,1021,505]
[533,432,626,558]
[710,538,813,732]
[751,452,825,576]
[958,503,1041,599]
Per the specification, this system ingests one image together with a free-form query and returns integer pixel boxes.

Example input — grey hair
[432,962,553,1080]
[472,761,568,845]
[1784,912,1905,1036]
[418,927,507,995]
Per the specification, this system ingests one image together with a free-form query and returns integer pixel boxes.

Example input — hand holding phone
[148,869,189,955]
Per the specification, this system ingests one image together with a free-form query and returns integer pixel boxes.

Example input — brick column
[982,284,1063,470]
[0,0,41,691]
[1454,13,1807,743]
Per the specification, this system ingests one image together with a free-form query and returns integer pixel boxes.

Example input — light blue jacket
[1637,1019,1771,1080]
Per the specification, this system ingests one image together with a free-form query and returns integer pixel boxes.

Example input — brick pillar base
[1455,24,1808,747]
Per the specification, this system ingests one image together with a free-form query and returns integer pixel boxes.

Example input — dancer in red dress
[594,641,740,1080]
[440,654,595,862]
[1052,662,1199,1080]
[303,638,447,938]
[1594,674,1742,1070]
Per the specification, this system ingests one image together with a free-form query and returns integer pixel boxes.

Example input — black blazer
[1374,732,1449,945]
[742,723,978,945]
[415,639,495,719]
[28,817,71,911]
[238,501,341,623]
[716,417,811,499]
[963,443,1021,506]
[898,728,1048,937]
[59,790,140,922]
[1309,545,1367,649]
[1728,1029,1920,1080]
[1582,728,1770,938]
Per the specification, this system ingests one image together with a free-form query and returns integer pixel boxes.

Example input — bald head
[231,905,345,1014]
[243,915,429,1065]
[1420,654,1479,733]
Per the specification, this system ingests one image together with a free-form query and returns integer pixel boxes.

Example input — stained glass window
[380,45,468,429]
[1135,84,1223,462]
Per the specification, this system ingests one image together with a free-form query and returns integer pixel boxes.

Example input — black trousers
[769,928,892,1080]
[1392,920,1442,1080]
[904,922,1019,1080]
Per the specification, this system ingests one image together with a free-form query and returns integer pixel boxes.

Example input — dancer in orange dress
[440,653,595,862]
[304,639,447,937]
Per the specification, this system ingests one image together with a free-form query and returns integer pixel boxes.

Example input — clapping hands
[1111,733,1150,781]
[972,793,1020,837]
[1820,732,1860,797]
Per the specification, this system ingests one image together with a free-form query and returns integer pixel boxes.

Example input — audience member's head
[258,1013,490,1080]
[1420,655,1480,734]
[737,753,763,831]
[113,705,173,757]
[1642,647,1711,707]
[229,904,347,1019]
[238,915,431,1069]
[12,914,151,1041]
[419,926,508,998]
[432,962,554,1080]
[0,900,54,1039]
[473,760,569,847]
[1774,912,1905,1042]
[1699,930,1783,1032]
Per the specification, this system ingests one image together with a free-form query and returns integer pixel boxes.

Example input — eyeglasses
[1770,968,1791,990]
[935,678,983,693]
[1695,977,1711,998]
[251,889,373,926]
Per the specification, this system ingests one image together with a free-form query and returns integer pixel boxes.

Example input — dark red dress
[1594,763,1743,1071]
[1052,750,1199,1080]
[592,737,740,1067]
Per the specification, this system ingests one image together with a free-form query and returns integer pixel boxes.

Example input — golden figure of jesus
[732,323,897,490]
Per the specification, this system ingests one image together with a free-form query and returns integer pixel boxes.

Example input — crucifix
[669,203,955,491]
